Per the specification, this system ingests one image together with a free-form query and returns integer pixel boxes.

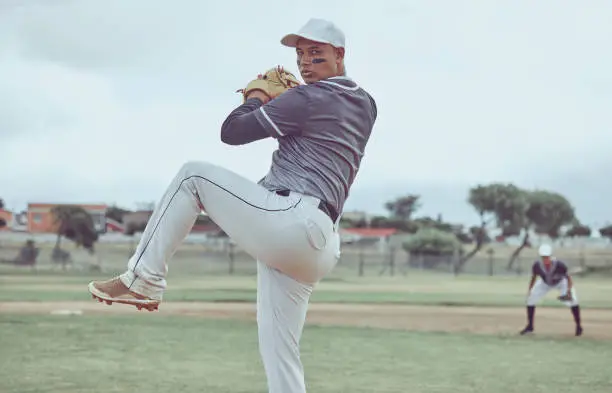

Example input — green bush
[598,225,612,240]
[124,222,146,236]
[402,227,462,256]
[566,224,591,237]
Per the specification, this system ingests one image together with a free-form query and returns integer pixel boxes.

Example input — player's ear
[335,47,345,60]
[334,47,345,72]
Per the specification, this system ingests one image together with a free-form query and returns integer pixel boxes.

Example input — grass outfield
[1,314,611,393]
[1,268,612,309]
[2,268,611,392]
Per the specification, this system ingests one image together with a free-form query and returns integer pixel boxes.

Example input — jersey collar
[319,76,360,91]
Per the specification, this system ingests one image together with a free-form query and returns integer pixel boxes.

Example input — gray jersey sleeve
[253,87,310,138]
[220,98,270,145]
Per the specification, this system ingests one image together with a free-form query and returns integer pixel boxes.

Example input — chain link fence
[1,232,611,278]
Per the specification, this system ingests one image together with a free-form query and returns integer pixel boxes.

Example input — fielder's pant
[526,277,579,307]
[119,161,341,393]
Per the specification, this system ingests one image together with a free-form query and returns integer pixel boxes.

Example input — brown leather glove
[237,66,301,103]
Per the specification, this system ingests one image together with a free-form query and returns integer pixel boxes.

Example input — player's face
[295,39,344,84]
[542,256,551,264]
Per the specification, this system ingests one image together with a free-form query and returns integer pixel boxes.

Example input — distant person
[520,244,583,336]
[1,239,39,267]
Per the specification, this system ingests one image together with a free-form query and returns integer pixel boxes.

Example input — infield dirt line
[2,301,611,339]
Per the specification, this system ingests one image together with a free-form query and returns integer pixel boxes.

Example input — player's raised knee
[179,160,214,177]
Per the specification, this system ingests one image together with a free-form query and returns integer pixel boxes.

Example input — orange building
[0,209,13,231]
[27,203,108,234]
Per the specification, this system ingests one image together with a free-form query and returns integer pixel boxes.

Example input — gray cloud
[1,0,611,225]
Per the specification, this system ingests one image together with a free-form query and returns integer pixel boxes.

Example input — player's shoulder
[555,259,568,269]
[308,76,368,98]
[308,77,376,116]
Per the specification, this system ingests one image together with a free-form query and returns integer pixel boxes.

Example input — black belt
[276,190,339,223]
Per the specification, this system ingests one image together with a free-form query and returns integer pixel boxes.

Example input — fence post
[389,246,395,276]
[487,248,494,276]
[228,242,235,275]
[402,252,410,276]
[452,248,460,276]
[358,243,365,277]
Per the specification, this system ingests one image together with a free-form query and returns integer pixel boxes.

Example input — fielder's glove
[558,292,573,301]
[236,66,301,103]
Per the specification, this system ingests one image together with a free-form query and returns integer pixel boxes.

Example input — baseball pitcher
[520,244,583,337]
[88,18,377,393]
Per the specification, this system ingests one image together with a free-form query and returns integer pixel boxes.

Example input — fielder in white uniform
[88,18,377,393]
[520,244,583,336]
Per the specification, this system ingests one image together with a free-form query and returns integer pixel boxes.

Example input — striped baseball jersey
[532,259,569,286]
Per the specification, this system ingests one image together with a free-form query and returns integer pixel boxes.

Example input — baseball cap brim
[281,33,334,48]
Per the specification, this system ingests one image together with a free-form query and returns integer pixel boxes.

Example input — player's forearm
[220,98,270,145]
[528,276,536,290]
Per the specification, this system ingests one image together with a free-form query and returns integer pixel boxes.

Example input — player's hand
[246,89,271,104]
[558,293,572,301]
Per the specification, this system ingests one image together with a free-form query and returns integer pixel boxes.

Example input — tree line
[339,183,612,272]
[2,185,611,268]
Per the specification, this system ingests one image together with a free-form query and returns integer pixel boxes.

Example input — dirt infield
[2,301,611,339]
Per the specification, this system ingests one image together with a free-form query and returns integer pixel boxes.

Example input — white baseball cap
[538,244,553,257]
[281,18,345,48]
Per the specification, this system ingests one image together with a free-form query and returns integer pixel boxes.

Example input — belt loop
[277,189,340,230]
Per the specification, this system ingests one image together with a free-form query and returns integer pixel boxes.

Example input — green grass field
[1,255,612,392]
[2,266,612,308]
[1,314,611,393]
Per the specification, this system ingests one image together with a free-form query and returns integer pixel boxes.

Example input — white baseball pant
[119,161,341,393]
[526,277,579,307]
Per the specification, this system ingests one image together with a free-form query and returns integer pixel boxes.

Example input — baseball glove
[558,293,573,301]
[236,66,301,103]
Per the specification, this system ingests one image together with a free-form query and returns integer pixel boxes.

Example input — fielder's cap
[281,18,345,48]
[538,244,553,257]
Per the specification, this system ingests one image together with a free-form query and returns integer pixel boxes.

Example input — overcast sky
[1,0,611,227]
